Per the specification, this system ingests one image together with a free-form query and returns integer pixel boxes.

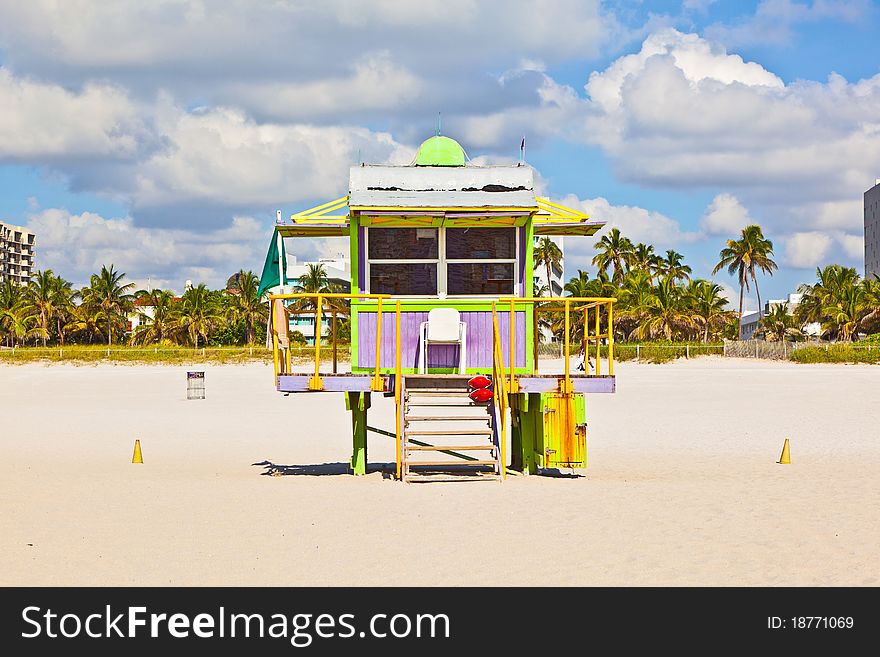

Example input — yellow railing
[394,299,402,480]
[491,307,508,480]
[268,292,392,391]
[495,296,617,394]
[269,292,404,479]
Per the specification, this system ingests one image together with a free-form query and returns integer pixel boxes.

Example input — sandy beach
[1,358,877,586]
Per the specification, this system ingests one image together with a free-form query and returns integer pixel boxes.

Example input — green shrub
[790,345,880,364]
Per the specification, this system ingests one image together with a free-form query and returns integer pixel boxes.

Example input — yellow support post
[271,314,280,380]
[371,297,384,391]
[595,301,601,377]
[309,295,324,391]
[608,301,614,376]
[394,300,402,480]
[563,300,570,391]
[509,298,516,393]
[583,306,589,375]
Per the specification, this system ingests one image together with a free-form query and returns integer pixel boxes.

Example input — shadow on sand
[252,460,395,478]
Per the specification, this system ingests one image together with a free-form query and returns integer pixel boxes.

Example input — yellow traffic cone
[132,439,143,464]
[777,438,790,464]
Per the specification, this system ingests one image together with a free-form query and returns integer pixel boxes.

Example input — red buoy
[469,388,494,403]
[468,375,492,389]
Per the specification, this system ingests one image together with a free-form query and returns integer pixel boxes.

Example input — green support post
[510,393,539,475]
[347,392,371,475]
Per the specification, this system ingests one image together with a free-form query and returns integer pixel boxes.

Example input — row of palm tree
[590,229,696,286]
[0,265,269,348]
[542,224,778,341]
[793,265,880,341]
[543,268,734,343]
[544,224,880,344]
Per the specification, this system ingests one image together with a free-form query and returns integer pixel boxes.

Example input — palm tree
[759,303,803,342]
[635,278,693,340]
[28,270,60,346]
[171,284,223,347]
[0,280,37,347]
[684,279,732,343]
[225,270,268,345]
[657,250,692,283]
[131,289,177,345]
[66,302,104,344]
[821,282,864,342]
[861,276,880,334]
[534,237,563,296]
[629,243,657,280]
[796,265,861,340]
[713,224,777,338]
[80,265,135,346]
[51,275,77,347]
[293,263,331,341]
[563,270,591,298]
[592,229,633,285]
[617,270,655,339]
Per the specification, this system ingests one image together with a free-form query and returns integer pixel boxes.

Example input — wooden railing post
[372,297,383,391]
[563,300,570,391]
[608,301,614,376]
[394,300,402,480]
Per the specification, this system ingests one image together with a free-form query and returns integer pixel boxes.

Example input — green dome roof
[414,135,466,166]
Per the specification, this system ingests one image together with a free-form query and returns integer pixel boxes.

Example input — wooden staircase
[401,375,502,482]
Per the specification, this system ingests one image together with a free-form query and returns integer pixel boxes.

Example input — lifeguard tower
[258,135,616,481]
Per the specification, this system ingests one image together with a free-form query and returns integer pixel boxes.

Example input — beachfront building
[866,179,880,279]
[0,221,35,285]
[739,292,822,340]
[282,254,350,344]
[258,135,615,481]
[533,235,564,296]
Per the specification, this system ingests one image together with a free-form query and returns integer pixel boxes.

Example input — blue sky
[0,0,878,307]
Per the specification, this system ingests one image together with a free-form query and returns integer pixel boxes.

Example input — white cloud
[128,102,413,210]
[0,70,150,161]
[837,232,864,260]
[576,29,880,242]
[781,231,834,268]
[699,193,753,235]
[563,194,700,247]
[705,0,870,47]
[26,208,273,289]
[548,194,700,274]
[220,52,425,122]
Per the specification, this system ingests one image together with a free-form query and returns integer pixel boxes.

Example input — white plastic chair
[419,308,466,374]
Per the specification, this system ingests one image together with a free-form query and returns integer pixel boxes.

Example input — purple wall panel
[357,226,366,293]
[518,226,526,296]
[357,310,525,370]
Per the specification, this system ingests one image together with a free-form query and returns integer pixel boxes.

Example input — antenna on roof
[356,148,362,165]
[520,135,526,165]
[437,112,442,136]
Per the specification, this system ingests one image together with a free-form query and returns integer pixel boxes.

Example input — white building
[532,235,564,297]
[0,221,35,285]
[281,253,351,344]
[865,179,880,280]
[740,292,821,339]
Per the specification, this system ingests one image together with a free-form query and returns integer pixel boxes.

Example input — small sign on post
[187,371,205,400]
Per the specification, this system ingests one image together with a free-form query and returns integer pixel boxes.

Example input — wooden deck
[276,373,615,394]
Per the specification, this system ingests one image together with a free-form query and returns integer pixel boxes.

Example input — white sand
[1,358,877,586]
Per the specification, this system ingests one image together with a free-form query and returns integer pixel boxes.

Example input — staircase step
[406,460,499,467]
[406,389,471,396]
[405,429,493,436]
[407,445,496,451]
[405,415,490,421]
